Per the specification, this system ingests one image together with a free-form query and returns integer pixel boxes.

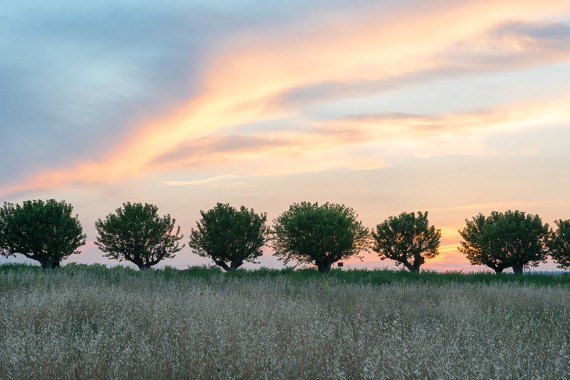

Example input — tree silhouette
[0,199,86,269]
[459,210,549,274]
[95,202,184,270]
[372,211,440,272]
[189,203,268,271]
[549,219,570,269]
[272,202,369,273]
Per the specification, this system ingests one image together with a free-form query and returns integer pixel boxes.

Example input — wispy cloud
[2,93,569,197]
[162,175,250,189]
[2,0,570,198]
[324,94,570,138]
[268,21,570,110]
[148,95,570,174]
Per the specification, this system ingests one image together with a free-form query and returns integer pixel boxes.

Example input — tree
[95,202,184,270]
[371,211,440,273]
[0,199,86,269]
[549,219,570,269]
[458,210,549,274]
[271,202,369,273]
[188,203,268,272]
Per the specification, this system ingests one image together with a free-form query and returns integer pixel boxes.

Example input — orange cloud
[149,94,570,176]
[326,94,570,137]
[3,0,570,197]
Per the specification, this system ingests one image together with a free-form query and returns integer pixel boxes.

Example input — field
[1,265,570,379]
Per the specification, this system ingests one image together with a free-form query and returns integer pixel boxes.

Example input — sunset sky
[2,0,570,271]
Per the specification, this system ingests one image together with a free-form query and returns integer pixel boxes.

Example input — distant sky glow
[1,0,570,271]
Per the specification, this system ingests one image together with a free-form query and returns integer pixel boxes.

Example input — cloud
[269,21,570,111]
[2,92,568,198]
[324,94,570,138]
[162,175,250,189]
[3,0,570,197]
[145,95,568,179]
[152,135,292,167]
[0,0,299,181]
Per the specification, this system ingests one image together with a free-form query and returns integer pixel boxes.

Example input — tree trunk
[137,261,153,270]
[131,257,146,270]
[40,258,59,270]
[512,263,524,275]
[409,256,424,273]
[410,264,421,273]
[403,261,416,273]
[316,260,331,273]
[214,260,231,272]
[229,260,243,272]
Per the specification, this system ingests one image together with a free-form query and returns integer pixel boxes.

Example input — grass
[1,264,570,379]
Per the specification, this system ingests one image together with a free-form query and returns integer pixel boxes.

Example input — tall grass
[1,265,569,379]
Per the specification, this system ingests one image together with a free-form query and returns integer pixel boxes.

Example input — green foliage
[95,202,184,270]
[458,210,550,274]
[188,203,268,271]
[0,199,86,269]
[271,202,369,273]
[371,211,441,272]
[2,263,570,294]
[550,219,570,269]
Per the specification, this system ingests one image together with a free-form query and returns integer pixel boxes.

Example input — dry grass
[1,266,569,379]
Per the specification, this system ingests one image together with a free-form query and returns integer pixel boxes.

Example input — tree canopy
[371,211,440,272]
[188,203,268,271]
[458,210,549,274]
[271,202,369,273]
[549,219,570,269]
[95,202,184,270]
[0,199,86,269]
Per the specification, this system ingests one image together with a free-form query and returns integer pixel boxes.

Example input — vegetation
[271,202,369,273]
[188,203,268,271]
[371,211,440,272]
[3,198,570,274]
[1,264,569,379]
[550,219,570,269]
[459,210,550,274]
[95,202,184,270]
[0,200,86,269]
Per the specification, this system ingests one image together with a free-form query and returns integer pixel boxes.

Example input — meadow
[1,264,570,379]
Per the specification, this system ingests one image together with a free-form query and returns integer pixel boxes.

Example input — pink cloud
[3,0,570,197]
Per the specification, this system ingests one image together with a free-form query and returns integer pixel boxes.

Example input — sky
[1,0,570,272]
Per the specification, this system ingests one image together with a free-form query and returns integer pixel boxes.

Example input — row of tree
[1,199,569,274]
